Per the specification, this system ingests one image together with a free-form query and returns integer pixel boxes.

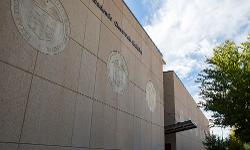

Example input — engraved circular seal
[146,81,156,112]
[107,51,129,94]
[11,0,70,55]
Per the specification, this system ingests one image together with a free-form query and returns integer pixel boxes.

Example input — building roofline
[163,71,209,121]
[121,0,164,58]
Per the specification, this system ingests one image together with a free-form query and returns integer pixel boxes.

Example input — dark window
[165,143,171,150]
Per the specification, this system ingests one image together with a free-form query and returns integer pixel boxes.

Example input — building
[0,0,165,149]
[0,0,208,150]
[164,71,209,150]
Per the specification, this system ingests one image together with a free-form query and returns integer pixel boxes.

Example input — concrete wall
[0,0,164,149]
[163,71,209,150]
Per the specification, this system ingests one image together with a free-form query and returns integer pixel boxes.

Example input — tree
[244,143,250,150]
[203,130,249,150]
[229,129,245,150]
[203,133,229,150]
[197,36,250,142]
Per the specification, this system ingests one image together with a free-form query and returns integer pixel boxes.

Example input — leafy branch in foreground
[197,36,250,142]
[203,133,229,150]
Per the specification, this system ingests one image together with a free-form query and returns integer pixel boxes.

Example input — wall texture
[164,71,209,150]
[0,0,165,149]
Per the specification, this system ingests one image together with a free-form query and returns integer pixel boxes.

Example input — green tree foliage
[229,129,245,150]
[197,36,250,142]
[203,133,229,150]
[244,143,250,150]
[203,131,250,150]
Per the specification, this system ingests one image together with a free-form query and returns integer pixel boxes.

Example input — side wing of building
[164,71,209,150]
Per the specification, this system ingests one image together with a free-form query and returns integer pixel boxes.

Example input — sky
[124,0,250,138]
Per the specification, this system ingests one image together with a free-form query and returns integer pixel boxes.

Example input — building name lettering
[92,0,142,54]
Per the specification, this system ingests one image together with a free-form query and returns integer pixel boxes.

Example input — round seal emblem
[146,81,156,112]
[107,51,129,94]
[11,0,70,55]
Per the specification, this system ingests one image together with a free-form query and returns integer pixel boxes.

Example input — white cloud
[140,0,164,24]
[143,0,250,138]
[144,0,250,78]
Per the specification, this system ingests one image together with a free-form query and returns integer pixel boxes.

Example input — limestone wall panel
[89,0,103,20]
[20,77,76,146]
[60,0,88,46]
[78,48,97,98]
[90,101,117,149]
[84,9,101,56]
[93,59,117,107]
[34,39,82,91]
[98,24,121,63]
[0,62,32,142]
[0,0,37,72]
[102,0,123,39]
[0,143,18,150]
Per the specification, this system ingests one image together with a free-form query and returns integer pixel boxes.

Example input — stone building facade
[0,0,165,150]
[164,71,209,150]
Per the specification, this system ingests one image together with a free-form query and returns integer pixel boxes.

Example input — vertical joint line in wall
[95,0,103,59]
[76,34,84,95]
[17,51,39,149]
[70,93,78,146]
[88,96,94,148]
[92,4,102,100]
[82,5,88,47]
[70,46,84,146]
[88,5,103,147]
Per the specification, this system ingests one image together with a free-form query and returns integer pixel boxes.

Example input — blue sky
[123,1,149,25]
[124,0,250,137]
[124,0,163,26]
